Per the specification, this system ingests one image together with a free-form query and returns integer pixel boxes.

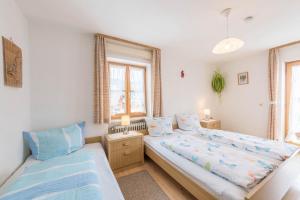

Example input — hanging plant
[211,70,225,97]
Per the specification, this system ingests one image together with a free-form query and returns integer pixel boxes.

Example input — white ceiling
[16,0,300,64]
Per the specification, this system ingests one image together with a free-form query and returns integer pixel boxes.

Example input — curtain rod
[273,40,300,49]
[95,33,160,51]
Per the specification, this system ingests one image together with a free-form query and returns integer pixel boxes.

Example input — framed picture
[2,36,22,88]
[238,72,249,85]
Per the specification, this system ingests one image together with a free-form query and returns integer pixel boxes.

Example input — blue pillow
[23,122,85,161]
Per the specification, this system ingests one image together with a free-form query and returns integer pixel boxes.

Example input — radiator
[108,119,147,134]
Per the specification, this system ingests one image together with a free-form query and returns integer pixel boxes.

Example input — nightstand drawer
[110,137,142,152]
[110,149,142,170]
[208,122,220,129]
[200,120,221,129]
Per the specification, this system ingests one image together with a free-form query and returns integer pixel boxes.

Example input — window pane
[130,67,146,113]
[110,64,126,115]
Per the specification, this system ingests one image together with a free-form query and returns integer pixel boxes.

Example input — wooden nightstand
[286,139,300,147]
[105,131,144,172]
[200,119,221,129]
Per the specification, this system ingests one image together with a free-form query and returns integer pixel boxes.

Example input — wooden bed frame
[143,128,300,200]
[85,136,102,144]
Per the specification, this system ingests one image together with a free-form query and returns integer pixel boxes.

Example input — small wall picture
[238,72,249,85]
[2,36,22,88]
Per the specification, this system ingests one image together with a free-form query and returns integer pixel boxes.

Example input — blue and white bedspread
[191,128,298,161]
[0,151,102,200]
[161,135,280,190]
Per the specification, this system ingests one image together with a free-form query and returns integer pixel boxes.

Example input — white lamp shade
[212,37,244,54]
[121,115,130,126]
[203,109,211,116]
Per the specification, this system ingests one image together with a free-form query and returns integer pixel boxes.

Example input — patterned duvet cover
[160,132,298,190]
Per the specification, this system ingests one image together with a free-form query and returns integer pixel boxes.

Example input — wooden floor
[115,157,300,200]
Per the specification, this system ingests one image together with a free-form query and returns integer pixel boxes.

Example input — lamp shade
[121,115,130,126]
[203,109,211,116]
[212,37,244,54]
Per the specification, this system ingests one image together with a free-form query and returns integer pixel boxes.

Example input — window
[109,62,147,118]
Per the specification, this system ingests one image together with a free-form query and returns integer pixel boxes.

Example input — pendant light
[212,8,244,54]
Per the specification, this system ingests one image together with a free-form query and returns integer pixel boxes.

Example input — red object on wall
[181,70,185,78]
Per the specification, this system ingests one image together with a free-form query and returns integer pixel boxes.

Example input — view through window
[109,62,146,118]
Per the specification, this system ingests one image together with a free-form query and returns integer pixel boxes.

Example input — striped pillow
[23,122,85,161]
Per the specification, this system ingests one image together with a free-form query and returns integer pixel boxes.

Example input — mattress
[0,143,124,200]
[144,133,247,200]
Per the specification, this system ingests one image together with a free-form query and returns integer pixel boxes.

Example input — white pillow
[175,113,201,131]
[145,117,173,137]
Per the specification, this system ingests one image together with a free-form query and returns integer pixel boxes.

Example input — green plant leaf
[211,70,225,97]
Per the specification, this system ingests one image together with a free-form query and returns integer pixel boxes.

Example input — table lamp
[203,109,211,121]
[121,115,130,135]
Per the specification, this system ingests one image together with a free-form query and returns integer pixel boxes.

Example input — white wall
[29,21,215,136]
[215,52,269,138]
[0,0,31,185]
[162,49,216,118]
[216,44,300,139]
[29,21,107,136]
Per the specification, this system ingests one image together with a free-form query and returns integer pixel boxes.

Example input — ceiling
[16,0,300,64]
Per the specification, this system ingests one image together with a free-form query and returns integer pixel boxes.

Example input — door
[285,61,300,140]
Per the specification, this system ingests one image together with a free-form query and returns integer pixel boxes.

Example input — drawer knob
[123,151,130,156]
[123,142,129,146]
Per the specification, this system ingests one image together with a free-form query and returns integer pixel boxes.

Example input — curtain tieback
[269,101,277,105]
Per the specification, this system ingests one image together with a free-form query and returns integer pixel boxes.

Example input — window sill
[110,115,147,123]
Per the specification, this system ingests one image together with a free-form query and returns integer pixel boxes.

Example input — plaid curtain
[267,48,279,140]
[152,49,163,117]
[94,35,110,124]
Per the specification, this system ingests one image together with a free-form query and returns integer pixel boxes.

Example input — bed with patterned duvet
[144,128,299,200]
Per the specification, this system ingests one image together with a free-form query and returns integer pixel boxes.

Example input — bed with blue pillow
[0,122,124,200]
